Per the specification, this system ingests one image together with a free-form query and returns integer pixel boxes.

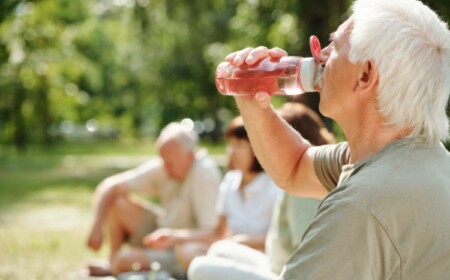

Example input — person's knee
[109,194,130,215]
[107,194,136,227]
[175,242,209,272]
[175,243,192,272]
[187,256,216,280]
[111,248,150,274]
[207,239,235,257]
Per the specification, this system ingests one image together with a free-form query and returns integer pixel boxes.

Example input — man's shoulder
[337,140,450,217]
[189,155,223,182]
[365,140,450,187]
[193,156,220,171]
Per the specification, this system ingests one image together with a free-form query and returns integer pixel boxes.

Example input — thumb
[255,92,272,109]
[142,234,153,246]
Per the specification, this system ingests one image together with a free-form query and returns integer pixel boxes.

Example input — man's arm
[235,94,328,199]
[223,46,328,198]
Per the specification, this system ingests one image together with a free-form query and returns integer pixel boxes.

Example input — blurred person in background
[85,122,222,278]
[188,103,335,280]
[142,114,282,277]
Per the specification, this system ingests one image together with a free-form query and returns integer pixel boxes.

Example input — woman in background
[188,102,335,280]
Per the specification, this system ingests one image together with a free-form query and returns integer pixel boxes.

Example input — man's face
[159,139,194,181]
[319,18,361,121]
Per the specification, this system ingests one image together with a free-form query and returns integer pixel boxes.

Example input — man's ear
[355,60,378,93]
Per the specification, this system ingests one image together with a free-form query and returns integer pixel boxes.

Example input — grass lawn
[0,139,225,280]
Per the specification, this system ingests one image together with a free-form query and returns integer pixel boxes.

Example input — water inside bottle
[215,63,304,96]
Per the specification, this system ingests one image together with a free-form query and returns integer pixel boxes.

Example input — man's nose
[318,46,331,65]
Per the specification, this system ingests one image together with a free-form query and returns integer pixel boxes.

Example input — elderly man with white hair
[85,122,222,279]
[220,0,450,279]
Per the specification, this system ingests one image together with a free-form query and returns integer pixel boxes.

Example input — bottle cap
[299,58,318,92]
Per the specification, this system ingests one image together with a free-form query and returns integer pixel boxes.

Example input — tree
[0,0,448,151]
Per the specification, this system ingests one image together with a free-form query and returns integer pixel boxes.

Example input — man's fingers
[267,47,288,58]
[245,46,269,65]
[225,47,253,66]
[225,46,274,66]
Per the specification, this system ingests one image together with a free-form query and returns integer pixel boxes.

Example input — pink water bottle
[215,36,323,96]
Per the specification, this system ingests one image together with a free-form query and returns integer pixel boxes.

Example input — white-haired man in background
[221,0,450,279]
[86,122,222,279]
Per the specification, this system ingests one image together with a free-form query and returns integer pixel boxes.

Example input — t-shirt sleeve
[313,142,350,192]
[279,198,399,280]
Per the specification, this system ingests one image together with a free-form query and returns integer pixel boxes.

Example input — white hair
[349,0,450,143]
[155,122,199,152]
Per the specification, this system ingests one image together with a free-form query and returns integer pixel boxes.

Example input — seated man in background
[85,122,222,279]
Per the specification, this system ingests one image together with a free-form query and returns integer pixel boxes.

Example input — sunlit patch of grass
[0,187,107,280]
[0,154,130,280]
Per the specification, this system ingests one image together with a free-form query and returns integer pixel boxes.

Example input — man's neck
[339,112,411,164]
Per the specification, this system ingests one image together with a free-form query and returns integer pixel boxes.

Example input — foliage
[0,0,449,152]
[0,0,337,151]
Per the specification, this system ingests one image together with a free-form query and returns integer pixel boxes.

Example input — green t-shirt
[280,138,450,280]
[266,194,321,274]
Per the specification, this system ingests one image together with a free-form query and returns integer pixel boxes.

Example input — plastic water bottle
[215,36,323,96]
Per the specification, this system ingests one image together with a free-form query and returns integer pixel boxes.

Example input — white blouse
[216,170,282,235]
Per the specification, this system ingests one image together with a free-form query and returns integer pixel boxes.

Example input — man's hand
[86,223,103,251]
[225,46,288,66]
[143,228,179,250]
[223,46,287,110]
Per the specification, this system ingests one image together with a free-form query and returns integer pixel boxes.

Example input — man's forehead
[336,18,353,36]
[159,138,181,152]
[329,18,353,45]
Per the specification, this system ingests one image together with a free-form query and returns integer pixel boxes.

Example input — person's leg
[87,195,159,276]
[107,195,159,258]
[174,241,210,272]
[188,255,278,280]
[207,239,270,270]
[111,247,151,275]
[86,259,113,277]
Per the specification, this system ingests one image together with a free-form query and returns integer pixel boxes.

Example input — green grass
[0,140,225,280]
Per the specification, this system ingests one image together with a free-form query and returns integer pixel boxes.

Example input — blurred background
[0,0,449,279]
